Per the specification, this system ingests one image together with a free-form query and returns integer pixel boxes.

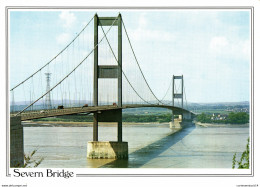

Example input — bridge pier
[170,111,194,129]
[87,141,128,159]
[169,115,183,129]
[87,109,128,159]
[10,116,24,167]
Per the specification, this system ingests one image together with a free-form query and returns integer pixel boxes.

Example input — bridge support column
[93,112,98,141]
[183,112,192,120]
[10,116,24,167]
[117,112,122,142]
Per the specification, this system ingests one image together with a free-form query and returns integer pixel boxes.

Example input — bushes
[14,149,44,168]
[122,113,172,123]
[232,138,250,169]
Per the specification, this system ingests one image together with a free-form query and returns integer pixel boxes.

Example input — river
[23,122,249,168]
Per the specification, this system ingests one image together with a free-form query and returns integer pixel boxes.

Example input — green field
[32,113,174,123]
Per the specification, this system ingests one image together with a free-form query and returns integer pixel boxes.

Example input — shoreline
[195,121,249,128]
[22,120,249,128]
[22,121,170,127]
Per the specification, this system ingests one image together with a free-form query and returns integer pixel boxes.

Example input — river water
[23,123,249,168]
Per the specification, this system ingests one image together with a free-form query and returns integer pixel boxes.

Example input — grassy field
[32,113,174,123]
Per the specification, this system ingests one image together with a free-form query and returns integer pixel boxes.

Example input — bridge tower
[87,13,128,159]
[170,75,184,129]
[171,75,192,122]
[172,75,183,109]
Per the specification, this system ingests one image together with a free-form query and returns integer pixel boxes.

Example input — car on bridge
[82,104,89,108]
[57,105,64,109]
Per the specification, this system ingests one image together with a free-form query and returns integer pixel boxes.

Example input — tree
[14,149,44,168]
[196,113,211,123]
[232,138,249,169]
[227,112,249,124]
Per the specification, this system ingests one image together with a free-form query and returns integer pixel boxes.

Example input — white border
[1,0,259,186]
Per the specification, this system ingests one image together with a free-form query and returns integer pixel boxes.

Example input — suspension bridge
[10,13,194,166]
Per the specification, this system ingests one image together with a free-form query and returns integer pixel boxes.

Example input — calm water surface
[23,123,249,168]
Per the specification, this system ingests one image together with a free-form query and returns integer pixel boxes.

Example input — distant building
[211,113,228,121]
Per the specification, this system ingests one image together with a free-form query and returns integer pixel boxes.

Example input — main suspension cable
[16,16,118,115]
[99,22,151,105]
[10,16,94,91]
[184,84,188,110]
[159,78,173,103]
[122,19,164,105]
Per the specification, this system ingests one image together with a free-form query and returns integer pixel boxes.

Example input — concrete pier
[10,116,24,167]
[87,141,128,159]
[169,119,182,129]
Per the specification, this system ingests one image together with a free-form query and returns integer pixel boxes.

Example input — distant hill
[188,101,249,106]
[10,100,250,114]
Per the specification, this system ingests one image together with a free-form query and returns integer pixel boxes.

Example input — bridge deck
[10,104,191,121]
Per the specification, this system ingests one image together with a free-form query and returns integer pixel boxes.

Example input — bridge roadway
[11,104,192,121]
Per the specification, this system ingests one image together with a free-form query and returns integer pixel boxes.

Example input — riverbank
[22,121,170,127]
[195,121,249,128]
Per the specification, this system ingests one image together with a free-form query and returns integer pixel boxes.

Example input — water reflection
[100,125,195,168]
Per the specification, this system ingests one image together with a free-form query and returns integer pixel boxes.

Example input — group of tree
[33,113,174,123]
[196,112,249,124]
[227,112,249,124]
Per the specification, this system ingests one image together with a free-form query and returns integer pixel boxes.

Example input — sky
[9,9,251,104]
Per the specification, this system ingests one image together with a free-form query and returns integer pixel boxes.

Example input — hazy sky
[9,9,251,103]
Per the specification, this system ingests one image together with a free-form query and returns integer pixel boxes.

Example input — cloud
[56,33,71,45]
[138,13,147,28]
[129,13,176,42]
[59,11,76,28]
[130,28,176,42]
[209,36,250,60]
[242,39,250,58]
[209,36,228,50]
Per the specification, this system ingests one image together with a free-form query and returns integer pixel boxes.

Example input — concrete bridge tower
[87,13,128,159]
[170,75,192,129]
[170,75,184,128]
[172,75,184,110]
